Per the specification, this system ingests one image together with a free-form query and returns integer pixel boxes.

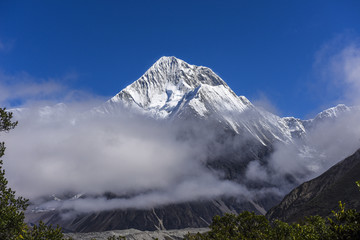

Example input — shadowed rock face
[266,148,360,223]
[26,198,273,233]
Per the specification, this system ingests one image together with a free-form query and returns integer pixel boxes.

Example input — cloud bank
[3,103,255,212]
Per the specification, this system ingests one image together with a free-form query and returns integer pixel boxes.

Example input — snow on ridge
[108,56,240,119]
[313,104,350,121]
[103,57,308,145]
[98,57,360,148]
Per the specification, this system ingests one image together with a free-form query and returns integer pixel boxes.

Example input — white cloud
[252,92,281,116]
[314,34,360,106]
[39,175,249,213]
[332,44,360,104]
[3,103,251,212]
[0,71,66,106]
[0,71,105,108]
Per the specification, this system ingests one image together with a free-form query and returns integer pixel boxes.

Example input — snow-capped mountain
[10,57,358,179]
[21,56,360,232]
[98,57,302,146]
[104,56,250,118]
[96,56,360,183]
[13,56,354,148]
[98,57,359,148]
[314,104,351,120]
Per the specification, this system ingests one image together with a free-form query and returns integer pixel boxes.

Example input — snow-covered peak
[145,56,227,88]
[107,56,239,118]
[313,104,350,121]
[151,56,184,70]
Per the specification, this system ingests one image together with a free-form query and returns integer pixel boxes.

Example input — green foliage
[21,222,65,240]
[327,201,360,239]
[0,108,18,133]
[185,200,360,240]
[0,158,29,240]
[206,212,271,239]
[0,108,70,240]
[0,108,28,240]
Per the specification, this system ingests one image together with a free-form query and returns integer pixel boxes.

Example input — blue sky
[1,0,360,118]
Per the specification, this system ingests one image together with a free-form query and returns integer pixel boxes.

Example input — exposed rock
[266,148,360,222]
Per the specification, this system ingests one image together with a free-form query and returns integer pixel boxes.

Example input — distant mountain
[22,57,360,232]
[266,148,360,222]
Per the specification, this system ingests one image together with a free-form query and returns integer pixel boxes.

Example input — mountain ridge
[266,148,360,222]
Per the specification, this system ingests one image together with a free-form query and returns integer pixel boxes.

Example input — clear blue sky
[1,0,360,118]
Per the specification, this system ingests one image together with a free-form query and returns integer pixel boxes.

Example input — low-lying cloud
[3,103,254,212]
[5,98,359,214]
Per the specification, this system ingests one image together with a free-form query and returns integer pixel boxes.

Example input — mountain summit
[104,56,251,119]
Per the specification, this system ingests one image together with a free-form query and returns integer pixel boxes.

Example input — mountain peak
[314,104,350,121]
[146,56,227,87]
[155,56,181,65]
[106,56,247,119]
[151,56,182,70]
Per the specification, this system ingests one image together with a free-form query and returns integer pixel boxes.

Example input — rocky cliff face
[266,148,360,222]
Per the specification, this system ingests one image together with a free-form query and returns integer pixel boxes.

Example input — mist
[3,102,256,213]
[4,95,360,214]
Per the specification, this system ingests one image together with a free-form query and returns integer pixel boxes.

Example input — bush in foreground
[185,200,360,240]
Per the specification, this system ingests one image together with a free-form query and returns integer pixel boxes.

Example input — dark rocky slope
[26,198,269,233]
[266,148,360,222]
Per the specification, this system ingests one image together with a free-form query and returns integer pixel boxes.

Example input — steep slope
[266,148,360,222]
[102,56,249,118]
